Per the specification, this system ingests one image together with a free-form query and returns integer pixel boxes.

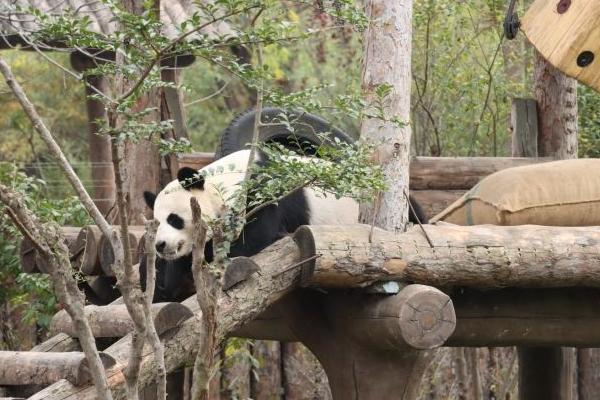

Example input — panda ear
[143,191,157,210]
[177,167,205,191]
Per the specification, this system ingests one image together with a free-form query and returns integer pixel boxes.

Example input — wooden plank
[511,98,539,157]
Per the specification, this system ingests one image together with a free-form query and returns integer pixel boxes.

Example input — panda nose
[155,241,166,253]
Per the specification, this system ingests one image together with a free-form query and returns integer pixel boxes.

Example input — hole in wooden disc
[556,0,571,13]
[577,51,595,68]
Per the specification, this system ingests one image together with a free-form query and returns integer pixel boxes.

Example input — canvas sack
[431,159,600,226]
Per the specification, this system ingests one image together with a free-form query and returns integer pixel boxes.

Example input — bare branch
[141,218,167,400]
[0,184,114,400]
[189,198,219,400]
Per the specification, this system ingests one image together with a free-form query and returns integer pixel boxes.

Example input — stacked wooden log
[19,225,146,306]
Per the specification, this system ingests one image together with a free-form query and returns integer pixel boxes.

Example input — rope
[503,0,520,40]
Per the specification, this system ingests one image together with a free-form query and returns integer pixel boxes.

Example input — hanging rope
[503,0,520,40]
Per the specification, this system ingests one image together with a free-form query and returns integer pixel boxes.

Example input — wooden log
[177,153,548,191]
[235,287,600,347]
[29,235,307,400]
[220,340,251,400]
[71,225,102,275]
[448,288,600,347]
[409,190,464,221]
[330,284,455,350]
[99,226,145,276]
[409,156,549,190]
[19,227,80,273]
[295,224,600,289]
[81,74,115,216]
[30,333,80,353]
[0,351,115,386]
[50,302,193,338]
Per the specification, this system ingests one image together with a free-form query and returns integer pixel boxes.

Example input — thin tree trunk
[534,50,578,159]
[358,0,413,231]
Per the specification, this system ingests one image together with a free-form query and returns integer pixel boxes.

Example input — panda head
[144,167,225,260]
[144,150,250,260]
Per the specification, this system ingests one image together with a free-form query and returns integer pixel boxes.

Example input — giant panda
[141,149,427,302]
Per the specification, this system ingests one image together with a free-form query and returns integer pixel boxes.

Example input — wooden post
[516,55,577,399]
[278,286,453,400]
[84,75,115,217]
[160,68,187,182]
[510,98,538,157]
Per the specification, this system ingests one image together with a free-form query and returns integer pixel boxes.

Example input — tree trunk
[534,50,578,159]
[358,0,413,231]
[84,76,115,217]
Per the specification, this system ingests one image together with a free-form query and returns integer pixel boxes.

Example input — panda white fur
[141,149,361,301]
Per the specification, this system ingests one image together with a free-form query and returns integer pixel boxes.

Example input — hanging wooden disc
[521,0,600,92]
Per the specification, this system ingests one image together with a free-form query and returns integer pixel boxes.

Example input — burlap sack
[431,159,600,226]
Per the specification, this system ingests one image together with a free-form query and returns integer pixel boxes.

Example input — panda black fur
[141,150,427,302]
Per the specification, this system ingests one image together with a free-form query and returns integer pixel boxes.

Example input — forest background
[0,0,599,397]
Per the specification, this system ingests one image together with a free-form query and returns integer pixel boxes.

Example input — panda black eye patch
[167,213,185,230]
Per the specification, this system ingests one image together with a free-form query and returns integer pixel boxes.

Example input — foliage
[411,0,533,156]
[578,85,600,158]
[0,165,90,348]
[0,51,88,164]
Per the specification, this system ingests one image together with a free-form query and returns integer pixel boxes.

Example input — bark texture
[0,351,115,386]
[50,303,193,338]
[296,224,600,289]
[534,50,578,159]
[358,0,413,231]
